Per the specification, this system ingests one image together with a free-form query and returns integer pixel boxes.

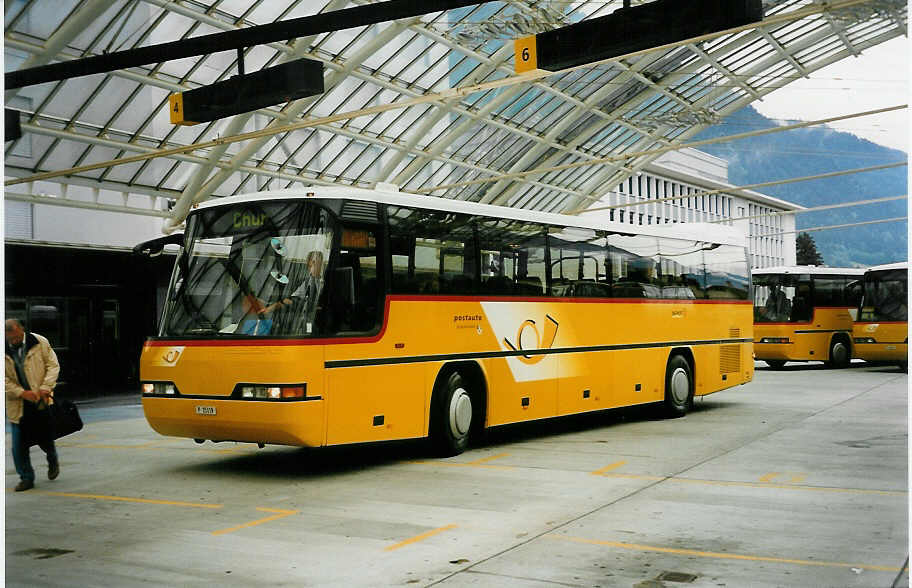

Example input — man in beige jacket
[5,318,60,491]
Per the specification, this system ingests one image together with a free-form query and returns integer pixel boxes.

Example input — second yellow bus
[753,266,864,369]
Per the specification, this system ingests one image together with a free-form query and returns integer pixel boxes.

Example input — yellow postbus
[752,266,864,369]
[137,187,753,455]
[853,262,908,370]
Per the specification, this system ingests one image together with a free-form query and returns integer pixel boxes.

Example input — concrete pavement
[5,361,908,587]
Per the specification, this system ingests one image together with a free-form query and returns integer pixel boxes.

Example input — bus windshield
[753,273,810,323]
[859,269,907,322]
[161,200,335,337]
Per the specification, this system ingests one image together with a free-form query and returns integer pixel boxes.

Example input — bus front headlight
[233,384,307,400]
[142,382,179,395]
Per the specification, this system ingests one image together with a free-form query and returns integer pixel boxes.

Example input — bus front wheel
[827,337,851,368]
[431,371,473,456]
[663,354,693,418]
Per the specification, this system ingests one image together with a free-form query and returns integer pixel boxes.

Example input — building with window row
[580,148,802,268]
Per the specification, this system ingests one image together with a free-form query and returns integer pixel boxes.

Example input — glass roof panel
[2,0,905,221]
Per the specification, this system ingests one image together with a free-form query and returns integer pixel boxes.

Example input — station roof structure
[4,0,907,232]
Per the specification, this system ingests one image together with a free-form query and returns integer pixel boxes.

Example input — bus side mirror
[133,233,184,257]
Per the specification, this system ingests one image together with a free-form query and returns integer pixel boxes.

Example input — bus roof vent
[341,200,380,223]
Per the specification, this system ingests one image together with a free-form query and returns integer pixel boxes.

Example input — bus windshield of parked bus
[161,201,335,337]
[753,273,804,322]
[859,268,908,322]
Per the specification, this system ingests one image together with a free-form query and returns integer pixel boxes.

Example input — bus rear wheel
[826,337,851,368]
[663,354,693,418]
[765,359,786,370]
[431,371,473,456]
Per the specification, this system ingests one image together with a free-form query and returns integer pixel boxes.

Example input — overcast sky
[750,35,908,153]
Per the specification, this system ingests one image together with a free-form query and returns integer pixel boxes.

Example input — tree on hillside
[796,232,824,265]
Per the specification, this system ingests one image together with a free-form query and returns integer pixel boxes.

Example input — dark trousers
[10,419,58,483]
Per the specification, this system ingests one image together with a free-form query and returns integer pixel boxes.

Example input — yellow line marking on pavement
[136,441,167,448]
[410,460,903,495]
[36,491,223,508]
[590,471,905,496]
[211,507,298,536]
[593,472,665,481]
[549,535,903,572]
[758,472,807,484]
[672,477,905,496]
[385,524,458,551]
[466,453,511,465]
[408,457,515,470]
[590,461,628,476]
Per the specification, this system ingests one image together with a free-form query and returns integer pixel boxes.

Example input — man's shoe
[15,480,34,492]
[48,462,59,480]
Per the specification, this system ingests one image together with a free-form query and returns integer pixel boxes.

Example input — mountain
[692,105,907,267]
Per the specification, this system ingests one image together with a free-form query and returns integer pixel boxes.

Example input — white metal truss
[3,0,907,227]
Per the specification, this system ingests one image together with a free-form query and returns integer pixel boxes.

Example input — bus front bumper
[142,396,325,447]
[852,341,908,362]
[753,342,793,361]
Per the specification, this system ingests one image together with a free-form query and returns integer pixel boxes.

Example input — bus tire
[430,371,473,456]
[765,359,786,370]
[826,336,851,368]
[663,354,693,418]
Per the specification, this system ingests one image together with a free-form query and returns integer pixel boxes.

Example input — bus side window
[387,206,477,295]
[813,277,843,307]
[790,277,812,321]
[477,218,547,296]
[607,234,662,298]
[389,234,419,294]
[846,279,862,308]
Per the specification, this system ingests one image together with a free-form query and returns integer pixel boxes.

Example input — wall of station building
[587,148,798,268]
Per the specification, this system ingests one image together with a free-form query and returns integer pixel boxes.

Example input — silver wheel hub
[670,367,690,404]
[449,387,472,438]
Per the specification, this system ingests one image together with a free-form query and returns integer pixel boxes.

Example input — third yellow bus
[853,262,908,371]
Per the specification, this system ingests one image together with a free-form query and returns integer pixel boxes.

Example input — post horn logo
[503,314,559,365]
